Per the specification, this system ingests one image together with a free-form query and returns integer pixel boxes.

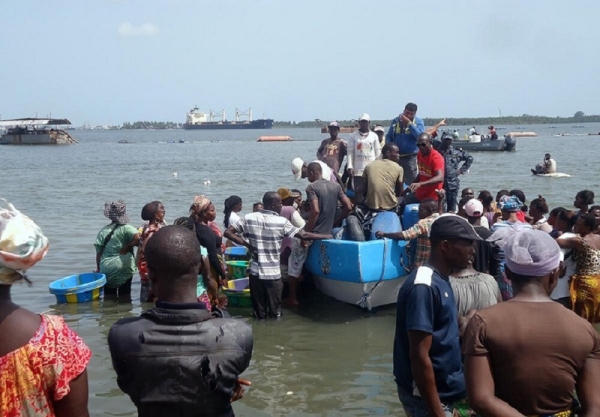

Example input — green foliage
[274,113,600,128]
[121,121,182,129]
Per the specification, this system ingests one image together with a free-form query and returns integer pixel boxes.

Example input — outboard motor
[504,135,517,151]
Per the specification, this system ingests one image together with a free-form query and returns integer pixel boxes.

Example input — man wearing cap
[488,125,498,140]
[225,192,332,319]
[385,102,425,186]
[317,121,347,175]
[439,131,473,213]
[373,125,386,147]
[394,215,480,416]
[401,133,444,205]
[291,157,336,183]
[464,198,499,276]
[346,113,381,177]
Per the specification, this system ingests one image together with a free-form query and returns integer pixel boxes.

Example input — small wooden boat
[257,135,292,142]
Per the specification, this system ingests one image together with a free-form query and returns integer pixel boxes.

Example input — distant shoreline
[112,115,600,130]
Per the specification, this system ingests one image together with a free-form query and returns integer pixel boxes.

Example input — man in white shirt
[346,113,381,177]
[291,157,337,183]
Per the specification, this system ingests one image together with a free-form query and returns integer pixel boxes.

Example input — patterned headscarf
[489,227,561,277]
[498,195,523,212]
[0,200,49,284]
[190,195,211,215]
[104,200,129,225]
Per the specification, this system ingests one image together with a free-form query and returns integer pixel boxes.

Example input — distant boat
[454,135,517,152]
[183,106,273,130]
[118,140,134,144]
[320,125,357,134]
[0,118,77,145]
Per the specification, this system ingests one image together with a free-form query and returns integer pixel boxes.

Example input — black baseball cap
[429,215,483,241]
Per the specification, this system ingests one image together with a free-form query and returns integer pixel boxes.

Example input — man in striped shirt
[225,192,331,319]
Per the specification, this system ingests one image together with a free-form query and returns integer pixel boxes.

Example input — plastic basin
[224,246,251,261]
[226,261,249,279]
[49,272,106,304]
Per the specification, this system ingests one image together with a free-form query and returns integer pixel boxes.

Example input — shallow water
[2,123,600,416]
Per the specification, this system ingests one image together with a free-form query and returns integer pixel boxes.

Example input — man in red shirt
[402,133,444,204]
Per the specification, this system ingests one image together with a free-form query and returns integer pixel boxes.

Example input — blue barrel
[369,211,402,240]
[402,204,420,230]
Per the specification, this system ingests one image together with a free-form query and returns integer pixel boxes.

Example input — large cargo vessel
[183,107,273,130]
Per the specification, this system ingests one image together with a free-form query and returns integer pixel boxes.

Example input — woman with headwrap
[0,201,91,416]
[464,228,600,417]
[137,201,166,303]
[490,195,532,300]
[94,200,140,297]
[557,213,600,323]
[190,196,228,289]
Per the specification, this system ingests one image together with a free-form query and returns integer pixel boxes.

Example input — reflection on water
[4,124,600,416]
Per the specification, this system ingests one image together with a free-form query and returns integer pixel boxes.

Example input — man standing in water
[394,215,481,416]
[225,192,332,318]
[317,121,347,176]
[385,102,425,185]
[109,226,254,416]
[439,132,473,213]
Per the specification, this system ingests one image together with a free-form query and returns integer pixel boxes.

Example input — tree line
[274,112,600,128]
[120,112,599,129]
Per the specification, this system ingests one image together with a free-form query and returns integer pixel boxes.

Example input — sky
[1,0,599,125]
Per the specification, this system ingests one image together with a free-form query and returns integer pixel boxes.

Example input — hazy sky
[1,1,599,125]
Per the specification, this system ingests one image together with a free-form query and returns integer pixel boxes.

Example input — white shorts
[288,238,309,278]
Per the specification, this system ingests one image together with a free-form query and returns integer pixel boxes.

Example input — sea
[2,123,600,417]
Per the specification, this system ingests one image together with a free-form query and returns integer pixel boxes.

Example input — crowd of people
[3,101,600,416]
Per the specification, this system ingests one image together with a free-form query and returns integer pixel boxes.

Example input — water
[2,123,600,416]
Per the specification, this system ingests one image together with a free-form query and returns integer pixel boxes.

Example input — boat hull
[183,119,274,130]
[305,239,410,310]
[0,129,77,145]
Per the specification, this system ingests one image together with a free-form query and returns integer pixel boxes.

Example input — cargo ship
[183,106,273,130]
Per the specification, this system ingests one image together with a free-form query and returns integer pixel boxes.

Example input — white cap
[373,125,385,133]
[291,157,304,181]
[359,113,370,122]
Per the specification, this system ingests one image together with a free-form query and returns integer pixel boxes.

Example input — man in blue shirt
[394,215,481,417]
[385,102,425,186]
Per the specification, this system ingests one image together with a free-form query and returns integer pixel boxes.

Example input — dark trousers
[249,274,283,319]
[445,188,458,212]
[104,277,133,297]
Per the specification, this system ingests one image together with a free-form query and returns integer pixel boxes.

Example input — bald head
[262,191,283,214]
[145,226,201,290]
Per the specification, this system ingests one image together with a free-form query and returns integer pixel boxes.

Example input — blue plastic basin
[49,272,106,304]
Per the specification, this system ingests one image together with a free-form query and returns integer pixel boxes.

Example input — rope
[357,238,388,309]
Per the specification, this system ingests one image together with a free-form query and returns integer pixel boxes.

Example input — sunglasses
[417,143,429,148]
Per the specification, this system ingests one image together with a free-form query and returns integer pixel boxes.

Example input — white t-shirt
[312,160,336,182]
[346,131,381,176]
[551,232,577,300]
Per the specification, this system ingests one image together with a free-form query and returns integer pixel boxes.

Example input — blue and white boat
[305,205,420,311]
[305,238,411,311]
